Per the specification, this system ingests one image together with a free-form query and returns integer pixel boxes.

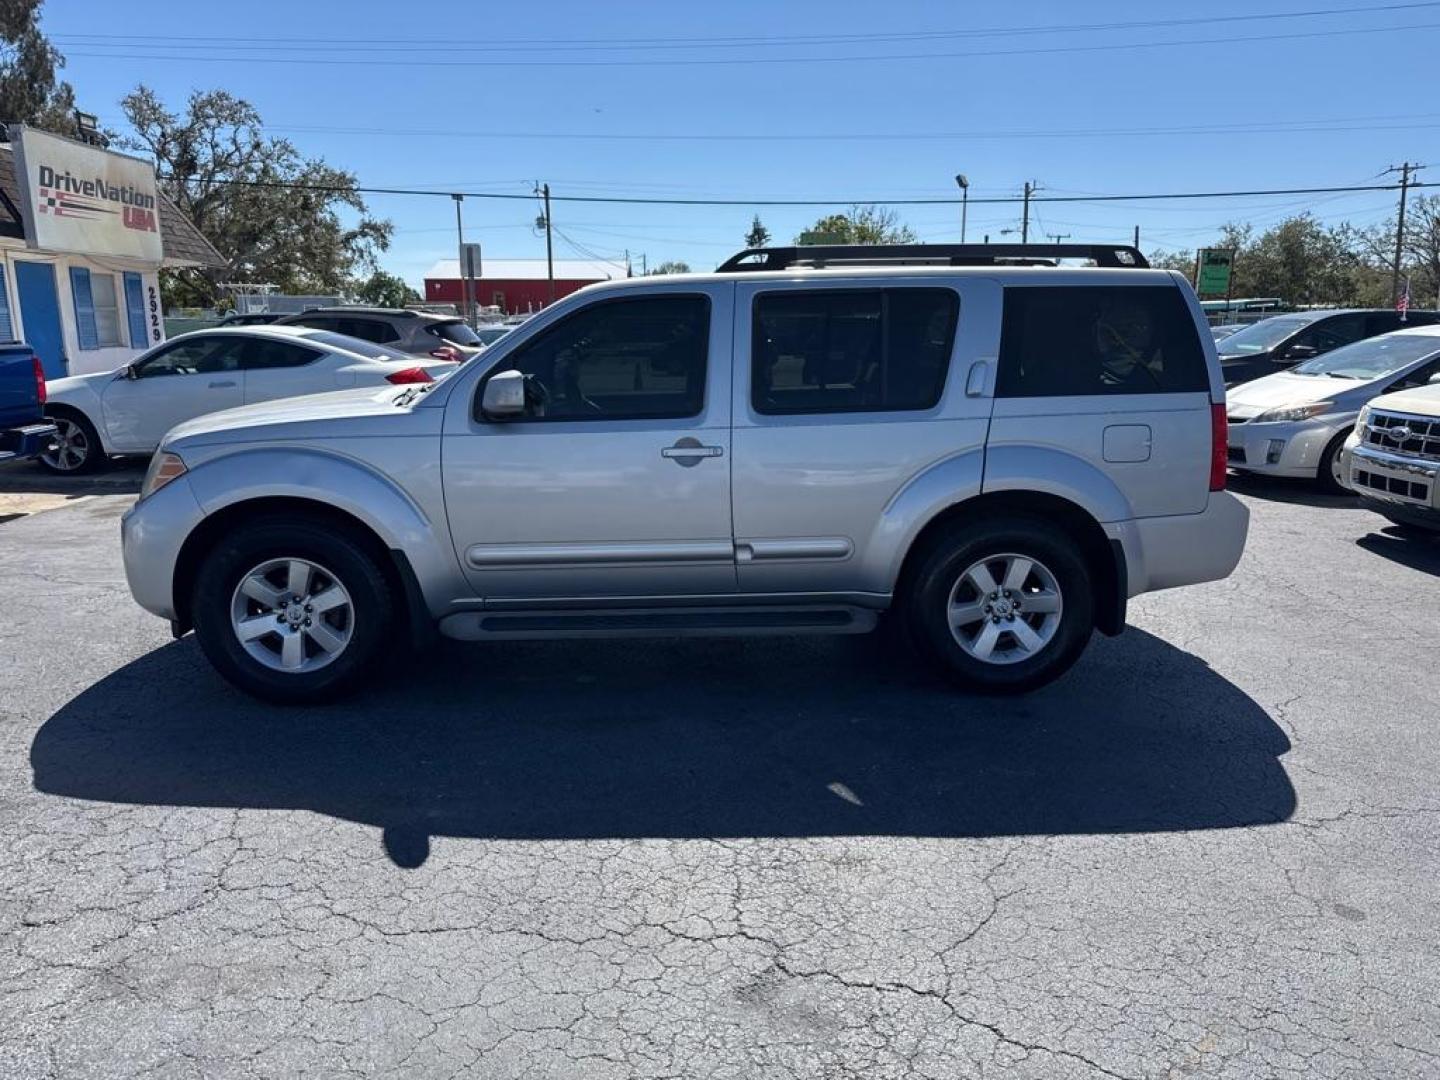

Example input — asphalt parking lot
[1,468,1438,1079]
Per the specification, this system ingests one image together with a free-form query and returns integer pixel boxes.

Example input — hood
[1370,382,1440,418]
[163,385,426,446]
[45,369,120,397]
[1225,370,1365,413]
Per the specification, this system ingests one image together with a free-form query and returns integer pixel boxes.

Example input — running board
[437,605,878,641]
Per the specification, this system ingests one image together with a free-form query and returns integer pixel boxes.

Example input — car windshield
[1216,315,1321,355]
[1290,334,1440,380]
[429,320,483,346]
[295,330,415,363]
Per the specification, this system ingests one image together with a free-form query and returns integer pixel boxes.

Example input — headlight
[1251,401,1334,424]
[1354,404,1371,434]
[140,451,187,500]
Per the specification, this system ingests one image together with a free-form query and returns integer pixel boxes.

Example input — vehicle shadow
[31,629,1295,867]
[1356,526,1440,577]
[1227,471,1356,509]
[0,459,144,496]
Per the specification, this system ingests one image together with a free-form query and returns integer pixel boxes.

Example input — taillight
[429,345,461,362]
[1210,402,1227,492]
[386,367,434,385]
[32,356,46,405]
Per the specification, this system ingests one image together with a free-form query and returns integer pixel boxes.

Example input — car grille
[1363,410,1440,462]
[1353,468,1431,505]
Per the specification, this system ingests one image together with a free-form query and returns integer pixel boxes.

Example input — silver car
[274,307,486,362]
[121,245,1249,702]
[1224,326,1440,492]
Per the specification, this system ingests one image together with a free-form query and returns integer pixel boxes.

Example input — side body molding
[180,446,466,615]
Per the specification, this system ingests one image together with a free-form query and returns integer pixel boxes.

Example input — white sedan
[40,327,451,473]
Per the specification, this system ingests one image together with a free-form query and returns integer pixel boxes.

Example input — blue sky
[40,1,1439,287]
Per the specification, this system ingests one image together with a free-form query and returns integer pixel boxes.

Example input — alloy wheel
[229,558,354,674]
[40,418,89,472]
[947,552,1063,665]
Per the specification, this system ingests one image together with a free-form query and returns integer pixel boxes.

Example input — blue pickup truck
[0,343,57,463]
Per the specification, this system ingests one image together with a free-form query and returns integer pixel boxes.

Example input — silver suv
[121,244,1249,702]
[274,306,486,362]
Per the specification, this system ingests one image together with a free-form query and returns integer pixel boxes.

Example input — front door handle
[208,379,237,388]
[661,437,724,467]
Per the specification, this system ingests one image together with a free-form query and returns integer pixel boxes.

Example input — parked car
[1209,323,1246,342]
[1216,308,1439,386]
[1225,326,1440,492]
[120,242,1249,703]
[1342,380,1440,531]
[274,306,486,362]
[40,327,450,474]
[0,343,56,464]
[218,312,283,327]
[474,325,512,347]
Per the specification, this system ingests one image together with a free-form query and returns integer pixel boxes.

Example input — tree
[744,214,771,248]
[796,205,917,245]
[0,0,80,136]
[120,85,393,308]
[1146,249,1197,279]
[1363,195,1440,308]
[352,270,419,308]
[648,260,691,275]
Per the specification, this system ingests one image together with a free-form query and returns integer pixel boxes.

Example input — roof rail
[715,243,1150,273]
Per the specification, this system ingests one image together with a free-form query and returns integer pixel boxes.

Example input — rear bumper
[1106,492,1250,597]
[0,422,56,462]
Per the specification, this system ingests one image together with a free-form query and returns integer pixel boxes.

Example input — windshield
[428,320,483,347]
[1291,334,1440,380]
[296,330,415,363]
[1216,315,1321,355]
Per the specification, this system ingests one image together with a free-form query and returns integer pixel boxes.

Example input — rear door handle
[208,379,237,388]
[661,438,724,467]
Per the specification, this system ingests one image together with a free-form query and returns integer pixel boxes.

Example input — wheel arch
[892,489,1126,636]
[42,401,110,453]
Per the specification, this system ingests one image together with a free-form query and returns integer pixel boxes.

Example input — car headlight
[1251,401,1334,424]
[1354,404,1371,434]
[140,451,187,500]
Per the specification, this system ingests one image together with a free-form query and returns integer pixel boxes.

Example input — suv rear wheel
[190,517,393,703]
[905,518,1094,693]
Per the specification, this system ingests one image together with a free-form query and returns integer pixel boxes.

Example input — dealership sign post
[1195,248,1236,299]
[10,126,164,262]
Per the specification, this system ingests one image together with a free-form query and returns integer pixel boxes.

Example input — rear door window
[334,317,400,344]
[752,288,957,414]
[238,338,322,370]
[428,320,483,346]
[997,285,1208,396]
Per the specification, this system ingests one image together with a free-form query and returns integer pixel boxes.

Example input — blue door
[15,261,67,379]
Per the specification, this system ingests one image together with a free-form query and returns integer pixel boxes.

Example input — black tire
[190,516,394,703]
[38,408,105,474]
[904,517,1095,694]
[1315,432,1351,495]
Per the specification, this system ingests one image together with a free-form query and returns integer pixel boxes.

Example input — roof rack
[715,243,1149,273]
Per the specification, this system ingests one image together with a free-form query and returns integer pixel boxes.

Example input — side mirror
[121,363,138,380]
[1281,343,1318,362]
[480,369,527,419]
[1428,371,1440,385]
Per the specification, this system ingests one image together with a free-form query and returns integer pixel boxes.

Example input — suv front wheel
[190,517,394,703]
[905,518,1094,694]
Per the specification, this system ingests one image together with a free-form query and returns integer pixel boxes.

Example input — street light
[954,174,970,243]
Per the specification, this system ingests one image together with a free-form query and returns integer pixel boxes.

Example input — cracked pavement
[2,478,1438,1078]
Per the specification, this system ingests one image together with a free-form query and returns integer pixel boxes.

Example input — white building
[0,126,223,378]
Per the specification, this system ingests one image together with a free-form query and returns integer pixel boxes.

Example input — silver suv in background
[121,243,1248,702]
[274,306,486,362]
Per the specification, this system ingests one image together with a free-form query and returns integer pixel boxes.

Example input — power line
[53,2,1439,52]
[156,174,1436,208]
[61,20,1440,69]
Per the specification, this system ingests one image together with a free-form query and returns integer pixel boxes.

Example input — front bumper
[121,475,206,620]
[1226,416,1351,479]
[1342,437,1440,516]
[1106,492,1250,597]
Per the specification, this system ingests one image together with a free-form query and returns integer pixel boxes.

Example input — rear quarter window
[997,285,1209,397]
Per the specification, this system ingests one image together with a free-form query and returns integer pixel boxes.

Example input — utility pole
[1046,232,1070,246]
[1133,225,1140,249]
[1385,163,1425,305]
[1021,180,1037,243]
[540,183,555,305]
[451,194,470,325]
[954,174,970,243]
[640,253,647,275]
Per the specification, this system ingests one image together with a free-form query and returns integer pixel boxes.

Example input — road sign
[461,242,482,280]
[1196,248,1235,297]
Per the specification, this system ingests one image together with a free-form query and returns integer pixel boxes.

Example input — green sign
[1196,248,1235,296]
